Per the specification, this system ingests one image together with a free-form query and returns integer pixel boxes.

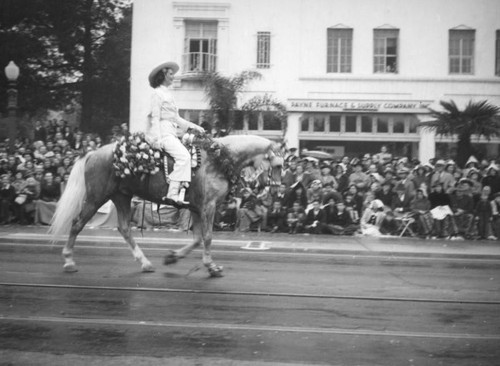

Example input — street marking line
[1,282,499,305]
[241,241,271,250]
[1,315,499,340]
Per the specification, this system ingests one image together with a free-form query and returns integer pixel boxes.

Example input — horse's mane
[192,135,236,182]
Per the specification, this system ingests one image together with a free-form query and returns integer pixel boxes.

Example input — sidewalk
[0,224,499,259]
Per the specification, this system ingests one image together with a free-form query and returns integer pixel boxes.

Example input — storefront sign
[288,99,433,113]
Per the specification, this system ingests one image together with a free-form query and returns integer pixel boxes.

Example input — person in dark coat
[267,200,288,233]
[0,174,16,224]
[304,199,326,234]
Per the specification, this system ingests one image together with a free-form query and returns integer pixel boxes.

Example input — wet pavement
[1,224,500,365]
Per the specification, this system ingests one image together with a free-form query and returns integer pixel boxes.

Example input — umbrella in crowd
[301,150,333,160]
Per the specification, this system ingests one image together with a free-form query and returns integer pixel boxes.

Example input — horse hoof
[63,263,78,273]
[164,251,178,265]
[142,264,155,273]
[208,265,224,278]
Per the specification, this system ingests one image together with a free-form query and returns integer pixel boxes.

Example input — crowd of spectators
[1,123,500,242]
[0,119,129,225]
[215,145,500,241]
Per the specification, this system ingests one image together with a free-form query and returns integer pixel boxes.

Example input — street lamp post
[4,61,19,152]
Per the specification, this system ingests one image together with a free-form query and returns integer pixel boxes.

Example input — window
[376,116,389,133]
[374,29,399,73]
[496,30,500,76]
[257,32,271,69]
[345,115,357,132]
[327,28,353,73]
[449,29,475,74]
[361,116,372,133]
[301,116,310,132]
[262,112,281,130]
[329,115,341,132]
[184,21,217,73]
[393,117,405,133]
[313,115,325,132]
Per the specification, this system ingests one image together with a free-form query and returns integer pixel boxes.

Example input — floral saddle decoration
[112,132,201,179]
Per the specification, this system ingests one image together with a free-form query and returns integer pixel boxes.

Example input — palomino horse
[49,135,283,276]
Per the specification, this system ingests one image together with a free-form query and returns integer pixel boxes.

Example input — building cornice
[299,75,500,84]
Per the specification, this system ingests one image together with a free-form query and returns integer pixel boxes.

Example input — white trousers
[158,134,191,182]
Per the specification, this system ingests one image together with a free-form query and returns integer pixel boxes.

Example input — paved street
[1,225,500,365]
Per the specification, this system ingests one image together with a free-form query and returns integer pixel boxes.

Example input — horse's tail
[48,153,92,241]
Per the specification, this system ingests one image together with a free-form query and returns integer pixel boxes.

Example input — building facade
[130,0,500,163]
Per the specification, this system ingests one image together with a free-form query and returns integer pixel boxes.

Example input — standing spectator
[376,180,394,208]
[271,183,287,206]
[0,174,16,224]
[391,183,413,216]
[349,159,370,192]
[412,165,429,195]
[281,158,298,188]
[283,182,308,210]
[333,164,349,193]
[376,145,392,165]
[63,126,74,147]
[395,167,416,198]
[33,121,47,142]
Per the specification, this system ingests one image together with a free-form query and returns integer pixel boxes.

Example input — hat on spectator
[320,163,332,170]
[445,160,456,168]
[494,192,500,199]
[458,177,474,186]
[423,162,435,170]
[486,163,499,172]
[383,167,395,175]
[397,167,410,175]
[311,179,322,186]
[350,158,362,167]
[148,61,179,87]
[370,199,384,210]
[435,159,446,166]
[465,155,479,167]
[240,187,252,194]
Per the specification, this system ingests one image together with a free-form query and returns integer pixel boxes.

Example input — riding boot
[165,180,189,205]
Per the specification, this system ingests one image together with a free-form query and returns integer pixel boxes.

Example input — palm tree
[202,70,261,136]
[419,100,500,167]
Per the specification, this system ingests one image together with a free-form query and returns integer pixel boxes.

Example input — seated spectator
[35,172,61,225]
[283,182,308,210]
[376,180,394,208]
[324,200,358,236]
[360,199,386,236]
[428,182,454,239]
[304,199,326,234]
[391,183,412,217]
[491,193,500,240]
[255,185,273,231]
[345,184,364,219]
[349,160,371,192]
[0,174,16,224]
[333,164,349,193]
[473,186,495,240]
[267,200,288,233]
[449,184,474,239]
[410,189,433,238]
[237,187,263,232]
[214,198,238,231]
[343,192,360,224]
[271,183,287,206]
[286,201,305,234]
[14,176,40,224]
[321,182,342,205]
[319,164,337,188]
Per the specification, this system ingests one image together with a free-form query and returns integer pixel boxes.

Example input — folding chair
[395,215,416,237]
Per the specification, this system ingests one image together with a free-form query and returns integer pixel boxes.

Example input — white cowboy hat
[148,61,180,87]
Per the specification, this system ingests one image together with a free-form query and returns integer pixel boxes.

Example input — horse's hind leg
[62,201,101,272]
[200,203,223,277]
[112,193,154,272]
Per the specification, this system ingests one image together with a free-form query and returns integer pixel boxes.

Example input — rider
[148,61,205,204]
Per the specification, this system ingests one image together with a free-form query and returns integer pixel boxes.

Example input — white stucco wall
[130,0,500,162]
